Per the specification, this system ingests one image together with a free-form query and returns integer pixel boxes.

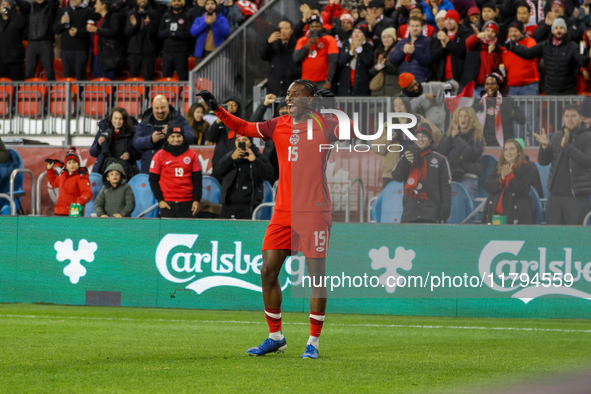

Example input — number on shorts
[175,167,184,177]
[314,231,326,247]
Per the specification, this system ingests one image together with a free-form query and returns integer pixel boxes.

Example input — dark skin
[262,82,327,315]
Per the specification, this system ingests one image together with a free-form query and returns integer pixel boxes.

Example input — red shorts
[262,210,332,258]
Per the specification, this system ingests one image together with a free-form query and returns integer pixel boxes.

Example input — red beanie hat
[64,147,80,166]
[399,72,415,89]
[445,10,460,25]
[483,20,498,34]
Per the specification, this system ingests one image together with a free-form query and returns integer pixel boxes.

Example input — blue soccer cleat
[247,337,287,356]
[301,344,319,359]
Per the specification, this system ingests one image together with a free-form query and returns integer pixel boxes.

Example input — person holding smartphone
[213,135,273,220]
[392,126,452,223]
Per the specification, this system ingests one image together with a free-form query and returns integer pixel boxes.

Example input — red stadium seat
[83,77,112,117]
[151,77,180,102]
[116,78,145,116]
[0,78,14,117]
[17,78,48,118]
[183,78,213,114]
[49,78,78,117]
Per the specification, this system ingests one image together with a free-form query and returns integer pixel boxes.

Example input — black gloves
[196,90,219,111]
[505,40,517,52]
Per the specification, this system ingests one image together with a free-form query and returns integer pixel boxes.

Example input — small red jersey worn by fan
[47,147,93,216]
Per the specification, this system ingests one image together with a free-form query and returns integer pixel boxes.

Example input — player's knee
[260,265,279,284]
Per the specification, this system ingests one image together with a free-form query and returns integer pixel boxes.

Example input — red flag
[445,81,475,115]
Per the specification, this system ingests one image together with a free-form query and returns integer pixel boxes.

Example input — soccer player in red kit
[198,80,342,359]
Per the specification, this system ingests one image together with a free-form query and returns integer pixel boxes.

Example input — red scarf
[552,36,562,47]
[496,161,526,214]
[476,91,503,146]
[405,149,431,200]
[480,37,497,46]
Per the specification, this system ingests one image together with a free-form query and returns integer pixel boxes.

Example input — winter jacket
[53,2,94,53]
[259,35,299,96]
[538,125,591,197]
[190,12,230,57]
[532,17,581,43]
[472,94,525,146]
[213,145,273,208]
[527,156,544,199]
[27,0,59,42]
[391,147,453,223]
[124,6,161,56]
[47,167,93,216]
[249,102,279,184]
[208,95,243,171]
[321,3,346,30]
[389,35,433,83]
[337,41,374,96]
[481,162,534,224]
[410,81,459,132]
[369,16,397,48]
[219,3,243,33]
[369,45,401,97]
[0,8,26,64]
[96,11,127,71]
[463,34,501,86]
[158,9,194,55]
[94,162,136,217]
[437,128,485,181]
[133,105,194,174]
[90,117,141,177]
[422,0,455,27]
[431,24,472,86]
[507,35,590,95]
[501,37,539,87]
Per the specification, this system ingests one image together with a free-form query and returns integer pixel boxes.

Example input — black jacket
[482,162,534,225]
[0,8,26,64]
[337,41,374,96]
[259,35,299,96]
[53,3,94,52]
[538,125,591,197]
[250,102,279,184]
[124,6,161,56]
[532,17,581,43]
[436,128,485,181]
[89,117,141,178]
[507,35,590,95]
[369,16,397,48]
[214,145,273,208]
[207,95,243,171]
[391,148,453,223]
[27,0,59,41]
[158,8,193,55]
[472,95,526,147]
[431,24,472,86]
[96,11,127,70]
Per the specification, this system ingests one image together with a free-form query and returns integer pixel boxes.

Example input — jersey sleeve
[327,36,338,55]
[323,116,341,143]
[214,107,278,141]
[191,151,202,172]
[150,151,162,174]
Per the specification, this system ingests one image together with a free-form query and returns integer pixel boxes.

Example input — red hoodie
[466,34,501,85]
[47,168,93,216]
[501,37,539,87]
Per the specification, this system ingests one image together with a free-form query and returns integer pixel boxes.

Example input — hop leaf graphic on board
[54,239,98,284]
[370,246,415,293]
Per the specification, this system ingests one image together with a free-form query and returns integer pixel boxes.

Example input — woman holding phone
[213,135,274,220]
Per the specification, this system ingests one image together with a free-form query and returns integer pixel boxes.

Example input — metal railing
[252,202,276,220]
[584,211,591,226]
[0,193,17,216]
[10,169,35,215]
[35,171,47,216]
[137,203,159,218]
[345,176,365,223]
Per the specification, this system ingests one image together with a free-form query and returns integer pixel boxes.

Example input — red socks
[265,308,282,333]
[309,311,325,338]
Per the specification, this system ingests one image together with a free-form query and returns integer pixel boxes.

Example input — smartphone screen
[238,142,246,151]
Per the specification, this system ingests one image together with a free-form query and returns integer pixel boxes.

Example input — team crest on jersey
[179,19,184,24]
[184,156,191,164]
[318,42,324,49]
[290,134,300,145]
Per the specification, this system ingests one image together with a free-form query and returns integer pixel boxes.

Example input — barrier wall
[2,217,590,319]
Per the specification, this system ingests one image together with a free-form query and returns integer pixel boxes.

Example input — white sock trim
[310,314,325,322]
[265,310,281,319]
[269,330,284,341]
[307,336,320,349]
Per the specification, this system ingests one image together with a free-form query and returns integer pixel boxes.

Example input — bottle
[498,64,506,78]
[64,11,70,29]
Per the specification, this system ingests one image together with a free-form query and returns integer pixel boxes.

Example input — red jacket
[501,37,539,87]
[466,34,501,85]
[47,168,93,216]
[321,3,347,30]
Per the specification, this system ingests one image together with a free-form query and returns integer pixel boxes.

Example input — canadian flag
[445,81,475,115]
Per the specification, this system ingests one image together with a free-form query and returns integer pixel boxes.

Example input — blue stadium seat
[371,181,404,223]
[255,181,274,220]
[84,173,104,217]
[529,186,543,225]
[449,181,474,224]
[477,154,498,198]
[202,175,221,204]
[129,174,158,218]
[0,149,25,215]
[536,162,551,199]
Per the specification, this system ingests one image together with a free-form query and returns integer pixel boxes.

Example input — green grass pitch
[1,304,591,393]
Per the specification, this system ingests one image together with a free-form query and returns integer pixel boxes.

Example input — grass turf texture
[1,304,591,393]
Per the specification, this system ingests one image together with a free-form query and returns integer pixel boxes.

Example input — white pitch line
[1,314,591,333]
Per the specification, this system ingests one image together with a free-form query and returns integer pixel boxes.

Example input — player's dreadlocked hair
[292,79,319,97]
[291,79,336,110]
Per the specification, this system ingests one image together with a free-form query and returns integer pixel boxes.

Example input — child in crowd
[95,162,136,218]
[46,147,93,216]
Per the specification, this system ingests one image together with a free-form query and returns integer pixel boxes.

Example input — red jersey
[236,0,258,19]
[214,108,340,212]
[150,149,202,202]
[295,35,339,82]
[396,24,435,39]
